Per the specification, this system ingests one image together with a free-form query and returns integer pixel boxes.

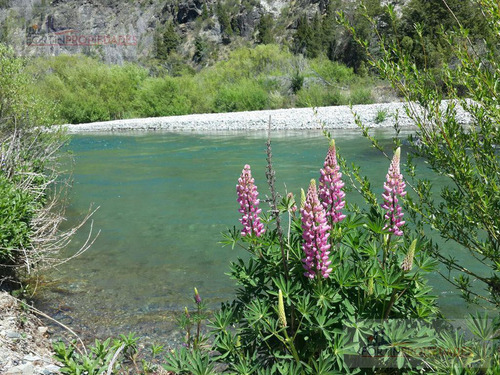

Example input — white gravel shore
[63,103,408,133]
[63,101,471,133]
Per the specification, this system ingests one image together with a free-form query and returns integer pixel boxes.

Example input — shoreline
[63,102,414,133]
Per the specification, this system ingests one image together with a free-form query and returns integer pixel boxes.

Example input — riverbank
[63,103,408,133]
[62,101,472,133]
[0,292,60,375]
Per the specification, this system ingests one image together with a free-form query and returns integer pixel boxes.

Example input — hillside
[0,0,410,66]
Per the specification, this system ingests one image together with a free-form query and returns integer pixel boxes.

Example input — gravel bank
[63,101,472,133]
[63,103,416,133]
[0,292,60,375]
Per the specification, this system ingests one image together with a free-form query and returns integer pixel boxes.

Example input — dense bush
[296,83,344,107]
[0,175,40,264]
[214,79,268,112]
[31,55,148,123]
[0,44,85,285]
[341,0,500,308]
[133,76,192,117]
[28,45,377,124]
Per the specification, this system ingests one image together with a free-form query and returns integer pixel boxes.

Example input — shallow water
[34,129,483,345]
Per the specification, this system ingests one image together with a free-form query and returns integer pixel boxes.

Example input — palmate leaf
[219,226,240,249]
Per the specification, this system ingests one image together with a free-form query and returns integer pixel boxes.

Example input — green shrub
[349,86,374,105]
[374,108,389,124]
[309,56,356,84]
[213,79,268,112]
[30,55,148,123]
[295,83,344,107]
[0,44,56,130]
[133,76,192,117]
[0,175,40,264]
[197,142,441,372]
[0,43,66,282]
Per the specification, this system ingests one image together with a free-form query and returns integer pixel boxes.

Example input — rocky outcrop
[0,0,412,64]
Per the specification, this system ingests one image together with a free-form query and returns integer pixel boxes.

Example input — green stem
[283,329,301,365]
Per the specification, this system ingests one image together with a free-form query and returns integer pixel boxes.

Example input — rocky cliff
[0,0,410,64]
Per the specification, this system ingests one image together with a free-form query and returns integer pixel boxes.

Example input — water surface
[35,129,481,344]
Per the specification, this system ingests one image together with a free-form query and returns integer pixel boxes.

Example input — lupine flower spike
[194,287,202,305]
[319,139,346,224]
[301,179,332,279]
[381,148,406,236]
[401,239,417,272]
[278,289,287,328]
[236,164,265,237]
[300,188,306,210]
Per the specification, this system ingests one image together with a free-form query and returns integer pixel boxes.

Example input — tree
[256,14,274,45]
[155,21,180,60]
[340,0,500,307]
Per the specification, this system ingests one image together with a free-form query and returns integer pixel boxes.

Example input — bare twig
[107,343,126,375]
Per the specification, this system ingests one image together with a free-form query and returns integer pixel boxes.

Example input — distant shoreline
[62,101,471,133]
[62,102,410,133]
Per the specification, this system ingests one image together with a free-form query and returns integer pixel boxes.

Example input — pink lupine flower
[301,179,332,279]
[236,164,265,237]
[319,139,346,224]
[381,148,406,236]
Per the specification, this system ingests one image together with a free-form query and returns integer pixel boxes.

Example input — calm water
[35,129,481,344]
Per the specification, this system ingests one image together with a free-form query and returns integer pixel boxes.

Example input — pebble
[6,330,22,339]
[6,363,34,375]
[23,354,42,363]
[42,364,60,374]
[62,101,471,133]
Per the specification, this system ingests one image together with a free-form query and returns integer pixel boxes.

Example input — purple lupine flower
[301,179,332,279]
[194,287,202,305]
[236,164,265,237]
[319,139,346,224]
[381,148,407,236]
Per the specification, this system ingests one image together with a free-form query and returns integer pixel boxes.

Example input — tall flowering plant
[319,139,346,225]
[381,147,406,237]
[210,139,438,374]
[236,164,265,237]
[301,179,332,279]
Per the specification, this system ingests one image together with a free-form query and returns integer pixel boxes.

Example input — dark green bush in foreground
[159,138,499,374]
[0,175,40,264]
[0,43,70,283]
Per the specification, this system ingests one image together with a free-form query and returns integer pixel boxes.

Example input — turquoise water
[35,129,480,343]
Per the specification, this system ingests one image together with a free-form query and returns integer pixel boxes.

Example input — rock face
[0,0,410,64]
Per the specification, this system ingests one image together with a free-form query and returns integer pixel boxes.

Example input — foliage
[0,175,40,264]
[155,21,181,60]
[53,334,141,375]
[0,43,73,284]
[295,83,344,107]
[340,0,500,308]
[256,14,274,45]
[374,108,388,124]
[133,76,192,117]
[0,44,56,130]
[348,85,374,105]
[205,139,442,373]
[214,79,268,113]
[29,45,376,124]
[31,54,148,123]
